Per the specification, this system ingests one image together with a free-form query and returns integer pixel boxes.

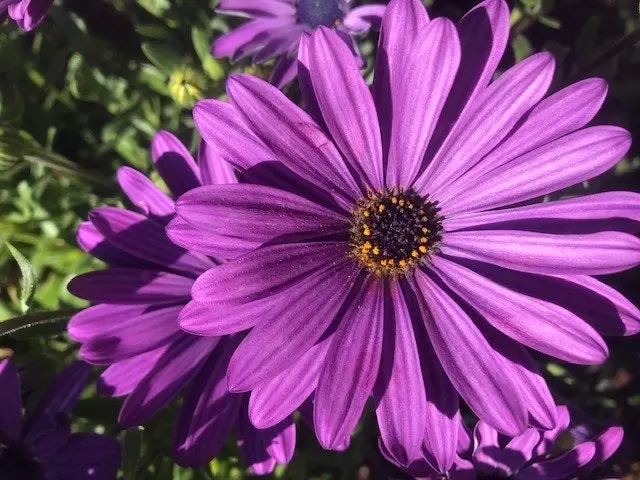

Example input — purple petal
[97,346,168,398]
[197,140,237,186]
[217,0,296,17]
[0,359,21,441]
[472,421,500,475]
[343,5,386,33]
[496,429,541,476]
[8,0,53,31]
[441,230,640,276]
[576,426,623,476]
[212,17,295,60]
[457,421,472,457]
[119,335,217,428]
[440,126,632,215]
[227,74,361,208]
[372,0,429,156]
[534,405,570,458]
[173,339,243,467]
[265,417,296,464]
[43,433,121,480]
[314,277,384,450]
[270,55,298,89]
[116,167,175,222]
[516,441,596,480]
[387,17,460,187]
[373,281,427,466]
[68,269,192,304]
[412,268,528,436]
[178,298,268,337]
[308,27,384,190]
[151,131,201,197]
[419,53,555,196]
[226,260,359,391]
[237,407,278,475]
[297,33,325,127]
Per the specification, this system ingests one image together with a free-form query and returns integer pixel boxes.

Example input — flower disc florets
[349,188,442,276]
[298,0,344,28]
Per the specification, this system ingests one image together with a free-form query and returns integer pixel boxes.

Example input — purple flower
[173,0,640,470]
[1,0,53,31]
[212,0,386,88]
[385,406,624,479]
[67,131,296,473]
[0,359,120,480]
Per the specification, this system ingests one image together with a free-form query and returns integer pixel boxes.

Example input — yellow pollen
[399,259,408,267]
[363,211,370,217]
[412,250,419,258]
[408,204,414,209]
[372,246,380,255]
[391,197,398,204]
[420,237,428,243]
[363,226,371,236]
[378,204,385,212]
[399,199,405,206]
[422,227,430,234]
[419,245,428,253]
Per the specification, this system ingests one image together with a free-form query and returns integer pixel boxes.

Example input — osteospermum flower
[212,0,385,87]
[67,131,295,474]
[385,406,624,479]
[1,0,53,31]
[0,359,120,480]
[174,0,640,472]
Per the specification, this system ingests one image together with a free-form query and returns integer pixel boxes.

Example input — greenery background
[0,0,639,478]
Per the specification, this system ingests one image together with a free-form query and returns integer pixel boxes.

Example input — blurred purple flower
[67,131,295,473]
[174,0,640,469]
[385,406,624,479]
[0,359,120,480]
[1,0,53,31]
[212,0,385,88]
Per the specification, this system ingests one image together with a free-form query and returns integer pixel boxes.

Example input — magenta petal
[197,140,237,186]
[472,421,500,475]
[178,299,268,337]
[576,426,623,476]
[270,55,298,90]
[97,346,168,398]
[212,17,294,60]
[343,5,386,33]
[216,0,296,17]
[413,268,528,436]
[387,18,460,187]
[497,429,541,476]
[534,405,570,458]
[308,27,384,190]
[151,131,201,197]
[237,408,278,475]
[314,277,385,450]
[0,360,21,441]
[297,33,324,127]
[265,417,296,464]
[516,441,596,480]
[116,167,175,222]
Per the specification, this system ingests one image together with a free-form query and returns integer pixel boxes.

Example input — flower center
[0,442,44,480]
[349,188,442,276]
[297,0,344,28]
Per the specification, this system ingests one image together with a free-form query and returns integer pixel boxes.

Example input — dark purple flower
[0,359,120,480]
[385,406,624,479]
[212,0,386,88]
[0,0,53,31]
[67,131,296,473]
[172,0,640,470]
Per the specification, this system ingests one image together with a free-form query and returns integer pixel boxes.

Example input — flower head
[0,359,120,480]
[212,0,386,88]
[176,0,640,472]
[1,0,53,31]
[67,131,295,473]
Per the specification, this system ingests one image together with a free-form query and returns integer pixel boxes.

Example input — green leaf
[123,427,144,480]
[0,308,77,338]
[141,42,184,74]
[192,28,225,81]
[5,242,36,313]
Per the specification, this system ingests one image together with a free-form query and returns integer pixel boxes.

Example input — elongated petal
[309,27,383,190]
[216,0,296,17]
[270,54,298,90]
[237,408,277,475]
[534,405,570,458]
[97,346,168,398]
[191,242,349,305]
[297,33,324,127]
[212,17,294,60]
[117,167,175,222]
[442,230,640,275]
[227,261,359,391]
[178,298,269,337]
[441,126,632,215]
[516,442,596,480]
[413,269,527,436]
[343,5,386,33]
[266,418,296,464]
[315,277,385,450]
[576,426,623,476]
[387,18,460,187]
[151,131,201,197]
[43,433,121,480]
[374,281,427,465]
[472,421,499,475]
[496,429,541,476]
[197,140,237,186]
[0,360,21,441]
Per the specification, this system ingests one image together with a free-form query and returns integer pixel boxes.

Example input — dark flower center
[297,0,344,28]
[0,442,44,480]
[349,188,442,276]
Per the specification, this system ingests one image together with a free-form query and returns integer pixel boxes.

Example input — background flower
[1,0,53,31]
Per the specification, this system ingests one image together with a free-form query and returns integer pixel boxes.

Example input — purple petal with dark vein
[372,0,429,157]
[79,305,182,365]
[197,140,237,186]
[387,18,460,187]
[117,167,175,222]
[270,54,298,90]
[227,74,361,207]
[68,269,192,304]
[472,421,500,475]
[343,5,386,33]
[534,405,570,458]
[309,27,383,190]
[30,414,70,457]
[191,241,349,305]
[193,99,274,171]
[515,441,596,480]
[179,298,270,337]
[151,130,201,197]
[0,360,21,441]
[494,429,541,476]
[441,230,640,275]
[299,397,351,452]
[576,426,623,476]
[89,207,213,276]
[249,339,330,428]
[217,0,296,17]
[431,256,608,364]
[419,52,555,196]
[42,433,121,480]
[237,407,277,475]
[297,33,325,127]
[373,281,427,466]
[440,126,632,215]
[425,0,510,160]
[119,335,217,428]
[445,191,640,234]
[467,78,608,179]
[97,346,168,398]
[457,421,472,457]
[173,338,243,467]
[220,18,296,62]
[412,268,528,436]
[253,26,302,64]
[227,260,359,391]
[265,417,296,464]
